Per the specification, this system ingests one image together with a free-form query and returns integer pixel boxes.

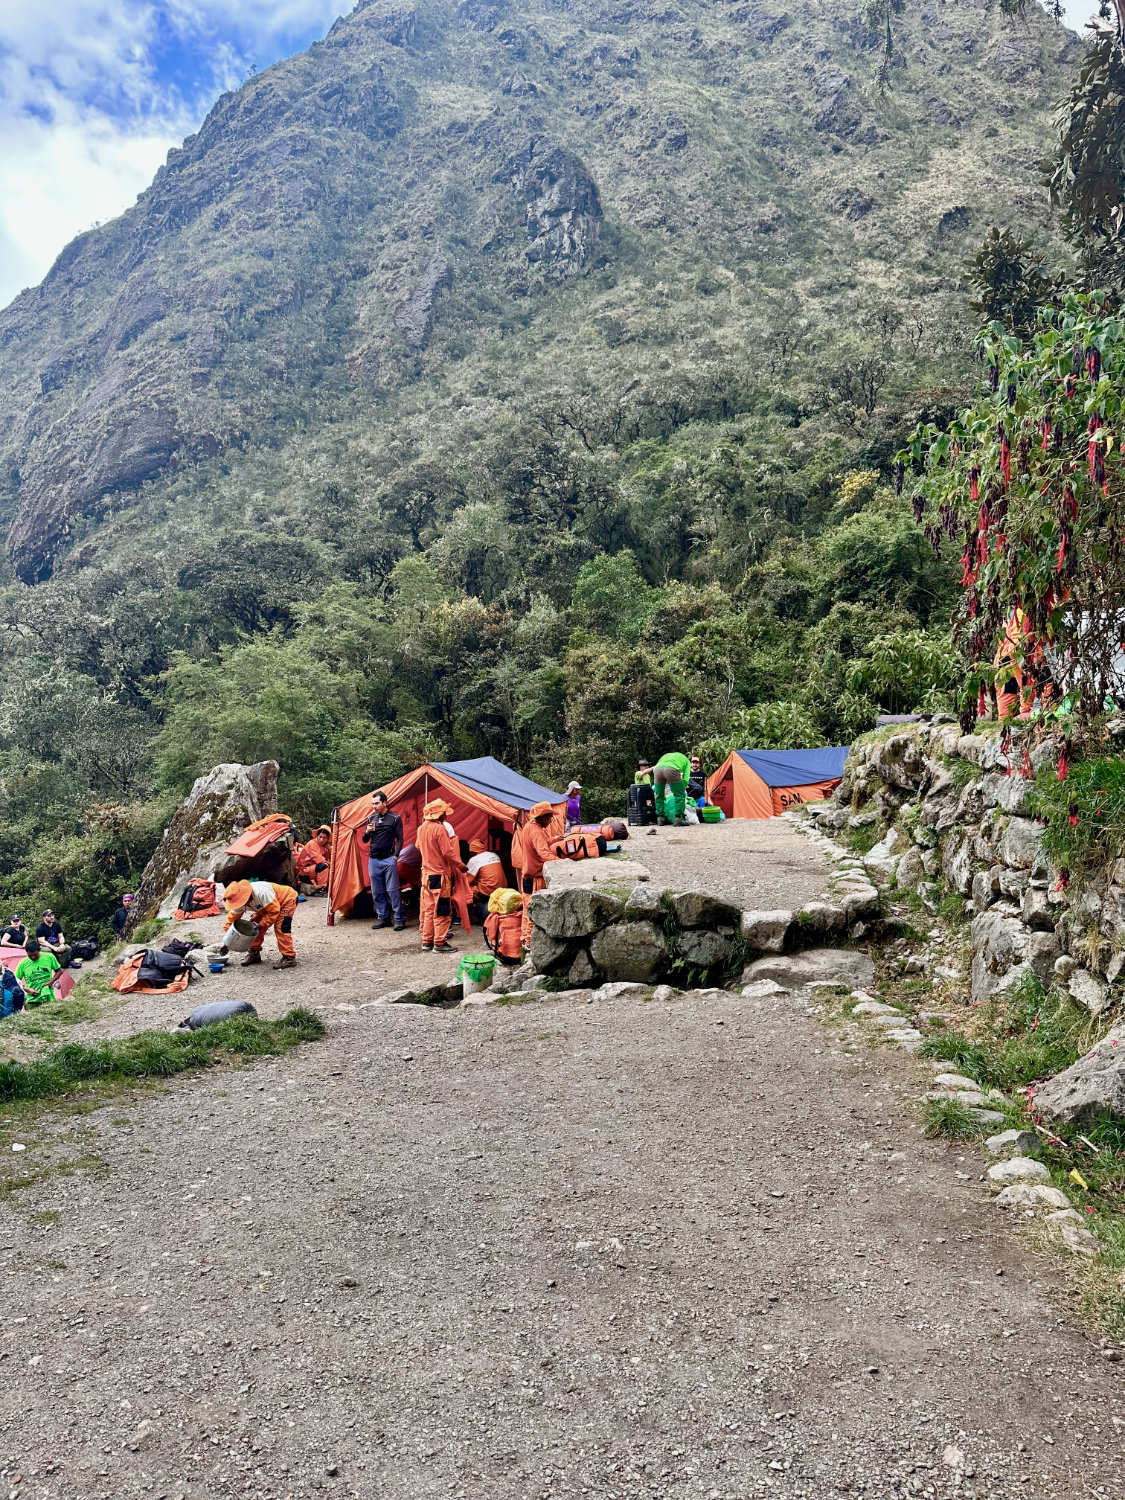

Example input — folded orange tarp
[223,814,293,860]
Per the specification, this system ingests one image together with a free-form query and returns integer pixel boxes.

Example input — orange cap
[224,879,252,909]
[529,801,553,818]
[423,799,453,821]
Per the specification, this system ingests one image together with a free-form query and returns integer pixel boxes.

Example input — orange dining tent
[327,757,565,920]
[706,747,849,820]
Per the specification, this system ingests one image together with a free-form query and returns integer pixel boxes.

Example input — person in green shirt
[653,751,691,825]
[634,759,654,786]
[15,941,60,1007]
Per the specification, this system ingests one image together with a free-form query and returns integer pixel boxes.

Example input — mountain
[0,0,1077,584]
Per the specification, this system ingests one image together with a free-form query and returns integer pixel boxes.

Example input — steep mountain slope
[0,0,1076,583]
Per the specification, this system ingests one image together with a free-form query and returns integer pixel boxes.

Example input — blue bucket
[209,962,225,974]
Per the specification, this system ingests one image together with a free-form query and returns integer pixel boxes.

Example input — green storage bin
[699,805,722,823]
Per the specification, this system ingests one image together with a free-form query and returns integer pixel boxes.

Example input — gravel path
[0,829,1121,1500]
[619,820,834,911]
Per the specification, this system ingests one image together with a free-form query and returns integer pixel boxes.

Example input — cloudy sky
[0,0,1107,310]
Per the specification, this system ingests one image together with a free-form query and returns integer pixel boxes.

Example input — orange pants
[250,892,298,957]
[520,876,546,944]
[419,878,452,947]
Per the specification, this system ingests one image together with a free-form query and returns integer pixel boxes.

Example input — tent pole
[327,808,338,927]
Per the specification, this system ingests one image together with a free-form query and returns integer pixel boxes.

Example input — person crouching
[222,879,298,970]
[417,799,462,954]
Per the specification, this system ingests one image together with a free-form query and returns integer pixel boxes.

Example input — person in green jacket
[653,751,691,825]
[15,941,60,1007]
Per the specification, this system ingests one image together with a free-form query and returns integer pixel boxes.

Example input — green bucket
[458,953,496,985]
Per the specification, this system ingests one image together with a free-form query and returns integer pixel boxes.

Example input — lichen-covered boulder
[997,816,1047,873]
[528,887,624,940]
[128,760,279,930]
[623,885,669,922]
[740,910,792,953]
[668,890,741,929]
[589,921,667,983]
[1034,1025,1125,1124]
[528,927,577,975]
[868,732,926,788]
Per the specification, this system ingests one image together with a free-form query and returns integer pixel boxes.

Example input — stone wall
[808,720,1110,1014]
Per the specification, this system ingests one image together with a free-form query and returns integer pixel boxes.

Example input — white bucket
[462,973,490,999]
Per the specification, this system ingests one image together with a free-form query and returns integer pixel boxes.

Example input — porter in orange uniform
[416,800,462,953]
[517,801,558,944]
[222,879,298,969]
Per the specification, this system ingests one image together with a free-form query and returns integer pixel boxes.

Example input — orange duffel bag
[484,910,523,962]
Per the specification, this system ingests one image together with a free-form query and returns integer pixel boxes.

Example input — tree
[571,551,655,642]
[967,229,1057,339]
[899,293,1125,724]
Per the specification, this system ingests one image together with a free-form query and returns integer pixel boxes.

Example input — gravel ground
[620,820,834,911]
[0,824,1120,1500]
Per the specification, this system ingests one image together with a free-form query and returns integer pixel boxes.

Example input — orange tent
[327,758,565,920]
[706,747,849,820]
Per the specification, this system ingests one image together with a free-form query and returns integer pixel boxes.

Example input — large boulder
[741,948,875,991]
[528,928,577,975]
[589,921,667,983]
[669,890,742,929]
[970,908,1058,1001]
[740,910,792,953]
[869,732,926,788]
[862,829,900,887]
[128,760,279,930]
[997,816,1047,874]
[623,885,669,922]
[528,887,624,940]
[795,901,846,937]
[1035,1025,1125,1124]
[677,929,734,970]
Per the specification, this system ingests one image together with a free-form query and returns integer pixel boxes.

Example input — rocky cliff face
[0,0,1078,581]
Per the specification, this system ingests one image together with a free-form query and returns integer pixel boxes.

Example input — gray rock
[651,984,680,1003]
[986,1156,1050,1185]
[840,885,880,921]
[993,1183,1071,1210]
[942,830,975,896]
[594,981,651,1002]
[677,928,734,970]
[1069,968,1109,1016]
[1054,953,1076,980]
[933,1072,981,1092]
[862,829,900,886]
[795,901,846,936]
[381,988,417,1005]
[528,927,576,975]
[669,890,742,929]
[971,868,998,911]
[589,921,667,983]
[998,866,1029,898]
[740,979,787,999]
[1034,1024,1125,1124]
[490,958,536,995]
[740,909,792,953]
[851,999,901,1016]
[970,909,1050,1002]
[567,947,597,988]
[1058,1223,1099,1256]
[393,254,453,351]
[985,1129,1041,1157]
[742,948,875,991]
[895,845,925,890]
[1020,886,1055,931]
[998,816,1046,873]
[926,1089,989,1109]
[980,771,1033,815]
[623,885,668,922]
[529,887,624,940]
[869,732,927,788]
[886,1027,923,1049]
[968,1108,1008,1126]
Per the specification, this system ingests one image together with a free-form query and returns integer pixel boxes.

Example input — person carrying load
[515,801,558,944]
[222,879,298,969]
[417,799,462,954]
[653,751,692,825]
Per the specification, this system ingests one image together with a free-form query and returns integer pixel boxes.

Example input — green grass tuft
[922,1096,980,1139]
[0,1007,324,1106]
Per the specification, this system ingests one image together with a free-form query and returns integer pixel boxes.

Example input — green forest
[1,0,1122,938]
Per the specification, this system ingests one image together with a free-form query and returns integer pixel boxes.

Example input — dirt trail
[0,822,1120,1500]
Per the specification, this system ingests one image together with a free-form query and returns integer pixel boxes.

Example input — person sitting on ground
[221,879,298,970]
[362,792,405,932]
[36,910,72,969]
[294,826,332,892]
[0,965,24,1018]
[653,751,692,826]
[564,781,582,829]
[1,915,27,948]
[634,759,654,785]
[111,893,134,939]
[416,799,463,955]
[466,840,505,922]
[686,755,706,805]
[16,940,60,1007]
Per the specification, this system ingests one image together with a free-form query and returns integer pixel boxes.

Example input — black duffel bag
[137,949,191,989]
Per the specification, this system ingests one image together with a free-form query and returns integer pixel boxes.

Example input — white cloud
[0,0,346,309]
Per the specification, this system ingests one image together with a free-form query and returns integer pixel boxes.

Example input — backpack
[71,938,100,961]
[162,937,198,960]
[174,879,222,921]
[137,949,192,989]
[484,911,523,963]
[487,888,524,916]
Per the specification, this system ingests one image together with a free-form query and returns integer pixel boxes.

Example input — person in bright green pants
[653,751,691,824]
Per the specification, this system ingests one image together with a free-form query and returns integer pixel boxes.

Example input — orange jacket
[417,820,461,878]
[519,821,557,881]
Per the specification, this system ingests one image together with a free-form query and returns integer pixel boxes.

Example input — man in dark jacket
[111,893,134,939]
[362,792,405,931]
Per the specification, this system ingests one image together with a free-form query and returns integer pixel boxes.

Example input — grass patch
[131,917,169,944]
[1030,752,1125,885]
[918,973,1090,1092]
[845,822,885,856]
[922,1095,981,1139]
[0,1007,324,1107]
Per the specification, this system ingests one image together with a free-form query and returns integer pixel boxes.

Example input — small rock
[984,1128,1040,1158]
[852,999,902,1017]
[1044,1208,1084,1226]
[739,979,786,1000]
[594,981,651,1002]
[651,984,680,1002]
[942,1444,964,1469]
[993,1182,1070,1210]
[1058,1222,1099,1257]
[1053,953,1076,980]
[933,1072,981,1092]
[967,1108,1007,1126]
[926,1089,988,1108]
[987,1156,1051,1185]
[740,909,793,953]
[886,1027,922,1047]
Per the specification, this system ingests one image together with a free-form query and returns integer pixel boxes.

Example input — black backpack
[71,938,100,961]
[162,937,198,959]
[137,949,191,988]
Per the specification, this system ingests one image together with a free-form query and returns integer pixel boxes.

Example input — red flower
[1057,754,1069,781]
